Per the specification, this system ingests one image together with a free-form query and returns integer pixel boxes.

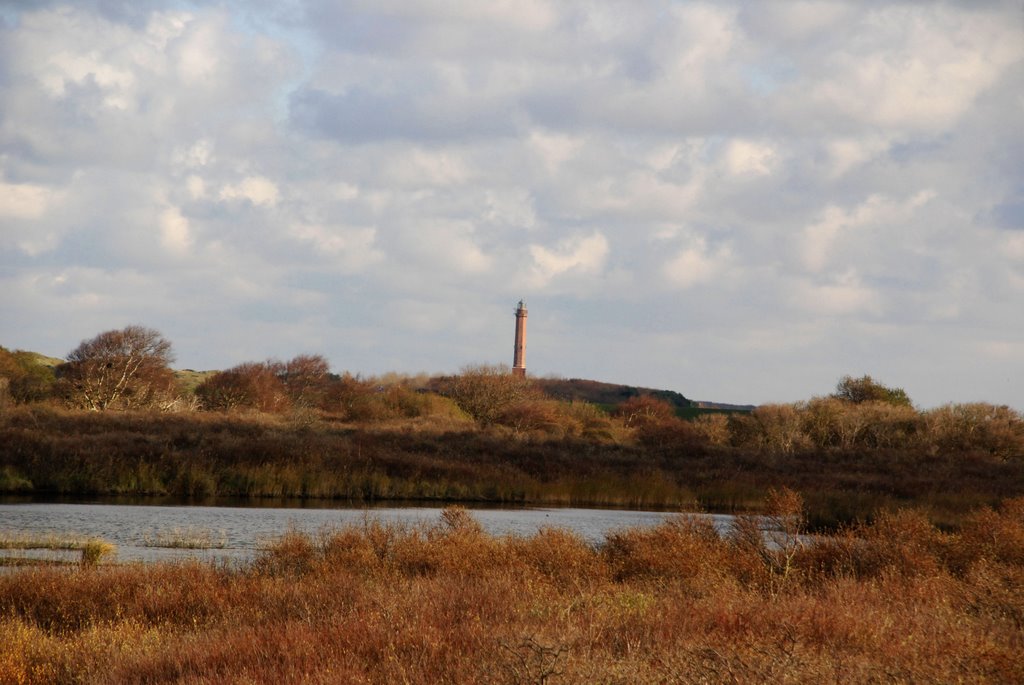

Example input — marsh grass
[0,501,1022,683]
[140,527,228,549]
[0,532,116,567]
[1,404,1021,528]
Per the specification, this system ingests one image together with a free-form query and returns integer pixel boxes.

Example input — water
[0,501,737,565]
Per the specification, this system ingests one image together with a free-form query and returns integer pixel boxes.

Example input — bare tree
[57,326,176,410]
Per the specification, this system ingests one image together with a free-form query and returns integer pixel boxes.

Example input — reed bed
[140,528,228,550]
[2,405,1022,528]
[0,498,1021,684]
[0,532,116,567]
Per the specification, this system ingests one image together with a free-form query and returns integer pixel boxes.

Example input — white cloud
[823,136,890,178]
[219,177,280,207]
[663,238,731,288]
[793,270,880,316]
[2,1,1023,409]
[723,139,777,177]
[800,191,937,272]
[185,176,206,199]
[159,205,191,253]
[173,140,214,169]
[289,223,383,270]
[528,129,582,174]
[806,6,1024,133]
[381,148,472,187]
[0,182,57,219]
[529,232,609,286]
[1006,234,1024,262]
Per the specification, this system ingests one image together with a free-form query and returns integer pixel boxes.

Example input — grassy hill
[535,377,690,410]
[533,377,753,417]
[5,343,751,417]
[173,369,218,393]
[19,352,62,370]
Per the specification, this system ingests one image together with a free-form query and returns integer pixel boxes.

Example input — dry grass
[0,533,116,567]
[141,527,227,550]
[1,404,1022,528]
[0,500,1022,684]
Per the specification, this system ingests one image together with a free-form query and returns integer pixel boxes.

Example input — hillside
[533,377,753,416]
[4,343,751,415]
[534,377,691,410]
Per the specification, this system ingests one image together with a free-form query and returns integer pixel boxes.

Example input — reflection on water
[0,501,736,564]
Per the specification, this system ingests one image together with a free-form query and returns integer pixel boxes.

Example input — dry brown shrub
[196,362,291,413]
[318,526,384,577]
[437,364,542,425]
[952,496,1024,572]
[959,558,1024,634]
[925,403,1024,458]
[603,515,725,585]
[749,403,811,454]
[857,509,945,578]
[509,527,604,589]
[692,413,731,447]
[4,506,1024,684]
[726,488,807,593]
[562,400,618,442]
[614,395,677,428]
[857,401,923,449]
[800,396,845,448]
[633,418,705,453]
[252,528,318,577]
[429,510,507,578]
[792,528,864,583]
[389,528,443,577]
[496,399,575,436]
[798,397,923,450]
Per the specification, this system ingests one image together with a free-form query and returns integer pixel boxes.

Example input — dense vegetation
[3,328,1023,681]
[2,329,1024,527]
[1,499,1022,683]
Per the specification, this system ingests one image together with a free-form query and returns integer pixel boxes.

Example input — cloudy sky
[2,1,1023,409]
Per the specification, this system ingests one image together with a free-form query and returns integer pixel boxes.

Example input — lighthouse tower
[512,300,527,377]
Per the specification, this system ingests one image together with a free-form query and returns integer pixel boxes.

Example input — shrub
[0,348,55,404]
[603,515,724,584]
[634,418,704,453]
[614,395,676,428]
[955,497,1024,568]
[195,362,290,413]
[436,364,542,425]
[832,374,912,407]
[924,403,1024,459]
[79,539,116,567]
[496,399,574,436]
[728,488,806,591]
[562,400,619,442]
[856,509,944,578]
[692,413,731,447]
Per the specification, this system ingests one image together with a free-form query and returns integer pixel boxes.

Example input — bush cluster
[725,397,1024,458]
[1,499,1022,683]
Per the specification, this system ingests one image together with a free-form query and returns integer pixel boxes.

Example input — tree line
[1,325,1022,460]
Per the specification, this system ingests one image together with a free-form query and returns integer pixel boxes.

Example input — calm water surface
[0,501,736,564]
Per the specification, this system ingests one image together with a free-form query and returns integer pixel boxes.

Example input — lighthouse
[512,300,527,377]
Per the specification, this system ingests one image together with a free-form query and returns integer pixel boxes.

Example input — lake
[0,500,737,564]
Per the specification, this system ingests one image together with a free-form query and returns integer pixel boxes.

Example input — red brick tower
[512,300,527,377]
